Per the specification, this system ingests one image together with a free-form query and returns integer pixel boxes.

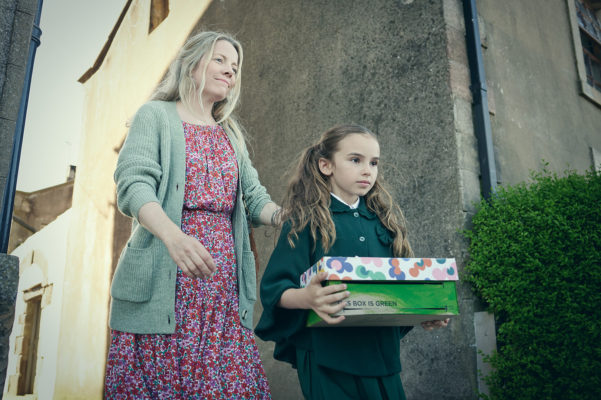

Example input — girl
[106,32,277,398]
[255,124,447,400]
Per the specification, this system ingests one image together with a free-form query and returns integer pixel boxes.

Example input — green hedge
[464,169,601,400]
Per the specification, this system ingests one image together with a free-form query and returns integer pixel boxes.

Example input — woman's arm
[258,201,281,226]
[114,104,164,219]
[137,202,216,278]
[235,139,282,226]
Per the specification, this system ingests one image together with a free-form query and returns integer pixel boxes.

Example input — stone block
[0,0,17,12]
[0,63,26,120]
[0,65,6,95]
[456,129,479,172]
[442,0,464,31]
[0,117,15,187]
[487,82,496,115]
[478,15,487,48]
[0,6,15,64]
[456,295,477,344]
[458,168,481,213]
[446,26,468,65]
[0,254,18,396]
[8,10,34,68]
[13,335,22,354]
[17,0,37,15]
[449,59,472,102]
[41,283,52,307]
[0,304,15,332]
[0,254,19,304]
[0,116,16,153]
[0,177,6,200]
[0,153,11,182]
[453,96,475,137]
[591,146,601,172]
[474,311,496,397]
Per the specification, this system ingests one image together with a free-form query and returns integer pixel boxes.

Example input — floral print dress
[105,122,271,399]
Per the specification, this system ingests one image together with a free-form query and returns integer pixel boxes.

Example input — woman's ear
[318,158,333,176]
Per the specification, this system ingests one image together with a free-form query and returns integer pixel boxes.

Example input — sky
[16,0,127,192]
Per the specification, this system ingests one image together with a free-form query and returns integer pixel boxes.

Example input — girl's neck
[330,193,360,209]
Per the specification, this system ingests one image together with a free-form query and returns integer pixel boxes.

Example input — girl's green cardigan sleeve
[255,221,319,364]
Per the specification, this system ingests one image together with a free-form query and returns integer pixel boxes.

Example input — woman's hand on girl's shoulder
[303,271,350,325]
[421,318,450,331]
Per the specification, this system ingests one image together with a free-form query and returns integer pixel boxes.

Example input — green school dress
[255,196,412,400]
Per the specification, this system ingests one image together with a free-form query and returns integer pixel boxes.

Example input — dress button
[242,309,248,319]
[353,212,359,217]
[176,184,179,191]
[359,236,365,242]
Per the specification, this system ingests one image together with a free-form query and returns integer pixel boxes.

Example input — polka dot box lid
[300,256,458,288]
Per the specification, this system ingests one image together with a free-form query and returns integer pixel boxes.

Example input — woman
[105,31,277,399]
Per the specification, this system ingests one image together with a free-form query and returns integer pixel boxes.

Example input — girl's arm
[279,271,350,325]
[137,202,216,278]
[236,139,277,226]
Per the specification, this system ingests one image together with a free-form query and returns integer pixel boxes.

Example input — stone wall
[194,0,478,398]
[477,0,601,184]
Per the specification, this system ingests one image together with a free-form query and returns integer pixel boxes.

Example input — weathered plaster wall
[477,0,601,185]
[196,0,478,398]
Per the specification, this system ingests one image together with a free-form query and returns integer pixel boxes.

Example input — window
[149,0,169,33]
[568,0,601,105]
[580,32,601,90]
[577,0,601,90]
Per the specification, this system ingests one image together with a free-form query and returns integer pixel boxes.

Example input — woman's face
[193,40,239,103]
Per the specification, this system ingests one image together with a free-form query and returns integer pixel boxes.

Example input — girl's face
[318,133,380,205]
[193,40,239,103]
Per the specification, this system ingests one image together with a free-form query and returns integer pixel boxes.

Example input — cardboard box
[300,256,459,327]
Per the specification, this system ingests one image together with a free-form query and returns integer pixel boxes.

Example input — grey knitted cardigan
[111,100,272,333]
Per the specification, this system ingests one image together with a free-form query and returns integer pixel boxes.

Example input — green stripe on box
[306,281,459,327]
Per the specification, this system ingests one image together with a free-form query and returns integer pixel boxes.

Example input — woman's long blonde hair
[281,124,413,257]
[150,31,246,147]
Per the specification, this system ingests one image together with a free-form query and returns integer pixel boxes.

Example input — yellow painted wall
[53,1,211,397]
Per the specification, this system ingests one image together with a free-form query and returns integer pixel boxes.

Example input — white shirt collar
[330,193,360,209]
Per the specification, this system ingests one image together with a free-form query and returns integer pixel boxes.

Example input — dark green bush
[464,169,601,400]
